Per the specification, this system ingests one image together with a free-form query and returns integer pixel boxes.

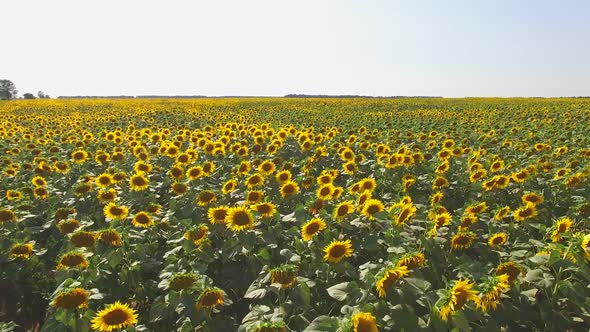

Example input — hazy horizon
[2,0,590,98]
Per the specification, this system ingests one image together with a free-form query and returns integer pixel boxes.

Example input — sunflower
[246,173,265,189]
[495,261,523,283]
[103,203,129,221]
[522,193,544,206]
[33,186,48,200]
[397,252,426,269]
[494,206,511,221]
[459,214,478,229]
[6,190,22,200]
[432,176,449,190]
[221,179,238,194]
[343,161,358,174]
[333,201,354,221]
[476,274,510,312]
[70,231,96,248]
[433,212,452,228]
[226,206,255,232]
[54,161,71,173]
[10,243,34,259]
[146,203,162,214]
[581,234,590,261]
[202,161,216,175]
[129,173,149,191]
[551,217,573,242]
[375,265,409,298]
[490,160,505,173]
[196,288,225,310]
[270,264,299,289]
[91,301,138,332]
[465,202,488,215]
[0,208,17,224]
[280,180,300,198]
[488,232,507,248]
[451,231,477,250]
[97,188,117,204]
[438,279,479,321]
[71,150,89,163]
[513,204,537,222]
[169,182,188,196]
[57,251,89,270]
[99,229,123,246]
[252,202,277,218]
[258,160,276,176]
[132,211,155,228]
[317,173,335,185]
[236,161,251,175]
[52,288,89,310]
[134,161,153,174]
[359,177,377,192]
[32,175,47,187]
[246,190,264,204]
[184,225,209,245]
[361,199,384,220]
[169,273,198,291]
[492,175,510,189]
[301,217,327,241]
[275,170,292,184]
[196,190,217,206]
[207,206,229,224]
[58,219,81,234]
[186,166,204,180]
[351,312,378,332]
[393,203,417,225]
[316,183,335,200]
[323,239,354,263]
[95,173,114,188]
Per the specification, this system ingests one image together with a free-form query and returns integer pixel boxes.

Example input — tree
[0,79,18,100]
[23,92,36,99]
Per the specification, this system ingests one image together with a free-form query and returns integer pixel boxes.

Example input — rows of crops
[1,98,589,331]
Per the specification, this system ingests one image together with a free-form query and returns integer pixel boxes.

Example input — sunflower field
[0,98,589,332]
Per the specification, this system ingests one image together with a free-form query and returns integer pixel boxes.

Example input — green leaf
[326,281,358,301]
[303,316,339,332]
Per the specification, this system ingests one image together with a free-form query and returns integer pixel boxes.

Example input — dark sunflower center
[329,245,346,258]
[63,255,84,266]
[257,205,271,214]
[492,237,503,245]
[337,206,348,216]
[454,236,470,245]
[233,211,251,226]
[132,177,147,186]
[111,207,124,216]
[135,214,150,224]
[356,318,375,332]
[320,188,331,196]
[200,192,214,202]
[214,210,227,220]
[103,308,130,325]
[200,292,221,306]
[366,205,380,215]
[283,185,294,194]
[306,222,320,234]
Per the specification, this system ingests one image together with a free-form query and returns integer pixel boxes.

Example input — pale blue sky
[2,0,589,97]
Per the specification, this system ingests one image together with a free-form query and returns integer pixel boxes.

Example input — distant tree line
[0,79,50,100]
[283,94,442,99]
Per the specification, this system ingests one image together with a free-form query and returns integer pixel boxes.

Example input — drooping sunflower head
[57,251,89,270]
[169,272,198,291]
[98,229,123,246]
[476,274,510,312]
[522,193,544,206]
[58,219,81,234]
[465,202,488,215]
[70,231,96,248]
[375,265,409,298]
[10,242,34,259]
[0,208,17,224]
[301,217,327,241]
[438,279,479,321]
[495,261,523,283]
[196,190,217,206]
[451,231,478,250]
[397,251,425,269]
[323,239,354,263]
[91,301,138,332]
[494,206,511,221]
[513,204,537,222]
[351,312,378,332]
[550,217,574,242]
[226,206,255,232]
[196,288,225,310]
[52,288,89,310]
[270,264,299,289]
[132,211,155,229]
[184,225,209,245]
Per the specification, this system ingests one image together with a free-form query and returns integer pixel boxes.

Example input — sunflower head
[207,206,229,224]
[252,202,277,218]
[169,273,198,291]
[196,190,217,206]
[70,231,96,248]
[184,225,209,245]
[196,288,225,310]
[476,274,510,312]
[280,181,299,198]
[351,312,378,332]
[323,239,354,263]
[226,206,255,232]
[488,232,507,248]
[132,212,155,228]
[52,288,89,310]
[0,208,17,224]
[57,251,89,270]
[270,264,299,289]
[99,229,123,246]
[301,217,327,241]
[361,199,384,220]
[10,243,34,259]
[91,301,138,332]
[375,265,409,298]
[438,279,479,321]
